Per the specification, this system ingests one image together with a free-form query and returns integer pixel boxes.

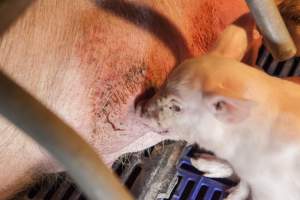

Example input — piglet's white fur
[140,25,300,199]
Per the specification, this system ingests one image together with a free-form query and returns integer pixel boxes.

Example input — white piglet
[138,25,300,200]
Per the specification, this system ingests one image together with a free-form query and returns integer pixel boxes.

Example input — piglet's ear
[203,94,255,123]
[209,25,248,61]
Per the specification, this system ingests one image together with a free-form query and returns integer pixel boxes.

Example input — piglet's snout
[140,98,160,119]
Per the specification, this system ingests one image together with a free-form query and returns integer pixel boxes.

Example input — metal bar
[0,0,34,36]
[0,70,133,200]
[246,0,296,61]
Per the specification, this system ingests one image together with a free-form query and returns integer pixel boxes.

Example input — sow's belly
[0,0,250,164]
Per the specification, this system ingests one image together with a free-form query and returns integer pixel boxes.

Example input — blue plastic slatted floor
[161,146,235,200]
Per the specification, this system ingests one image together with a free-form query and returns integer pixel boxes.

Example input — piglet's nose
[134,87,156,106]
[141,100,157,118]
[133,96,157,118]
[134,87,159,117]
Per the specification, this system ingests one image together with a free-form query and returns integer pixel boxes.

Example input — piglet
[138,25,300,200]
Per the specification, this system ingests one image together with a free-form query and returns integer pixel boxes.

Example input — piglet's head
[138,25,264,141]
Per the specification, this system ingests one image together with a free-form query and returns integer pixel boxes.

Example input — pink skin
[0,0,256,199]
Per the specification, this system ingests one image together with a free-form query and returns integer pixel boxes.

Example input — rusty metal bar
[246,0,296,61]
[0,70,133,200]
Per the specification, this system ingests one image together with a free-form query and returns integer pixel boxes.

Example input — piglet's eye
[214,101,226,111]
[169,104,181,112]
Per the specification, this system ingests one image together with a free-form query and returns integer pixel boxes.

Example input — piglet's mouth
[157,129,169,135]
[146,124,169,135]
[137,119,169,135]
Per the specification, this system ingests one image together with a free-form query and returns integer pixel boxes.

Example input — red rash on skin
[75,0,250,157]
